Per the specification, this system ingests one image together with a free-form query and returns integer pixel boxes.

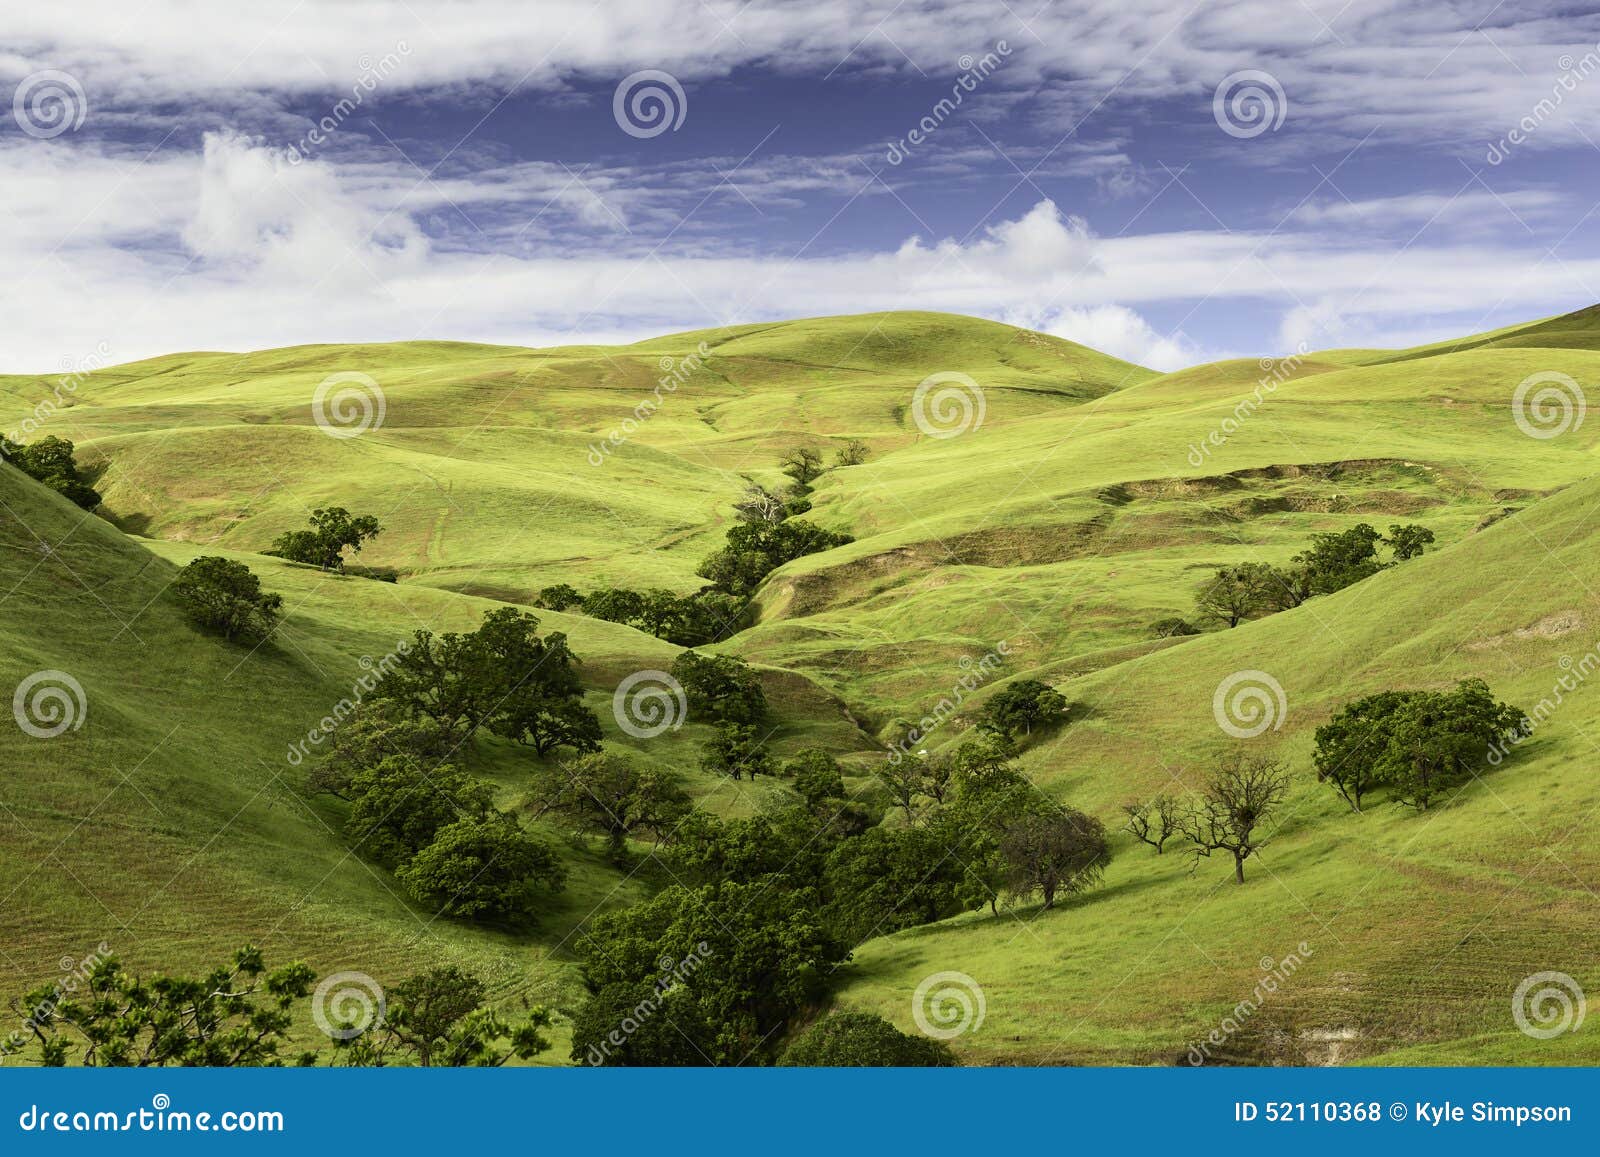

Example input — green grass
[2,305,1598,1065]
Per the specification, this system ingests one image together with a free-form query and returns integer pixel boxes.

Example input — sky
[2,0,1599,372]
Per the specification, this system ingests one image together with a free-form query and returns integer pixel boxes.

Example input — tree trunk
[1234,854,1245,884]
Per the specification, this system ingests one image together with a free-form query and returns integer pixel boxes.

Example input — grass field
[2,306,1596,1064]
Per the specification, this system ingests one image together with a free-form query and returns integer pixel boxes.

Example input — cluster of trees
[568,733,1109,1065]
[10,946,551,1067]
[373,606,601,756]
[300,605,614,922]
[172,556,284,643]
[535,446,859,645]
[1113,677,1522,894]
[0,434,101,509]
[1313,678,1522,811]
[268,507,383,572]
[536,583,746,647]
[311,698,567,921]
[1196,522,1435,629]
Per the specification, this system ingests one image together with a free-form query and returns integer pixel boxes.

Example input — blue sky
[2,0,1598,370]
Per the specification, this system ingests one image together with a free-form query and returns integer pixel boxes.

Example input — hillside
[2,306,1597,1064]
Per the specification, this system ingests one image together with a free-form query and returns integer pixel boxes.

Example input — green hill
[2,306,1596,1064]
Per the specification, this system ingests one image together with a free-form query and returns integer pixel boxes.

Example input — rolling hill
[2,306,1597,1064]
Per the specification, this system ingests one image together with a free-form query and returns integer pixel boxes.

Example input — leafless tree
[1182,753,1291,883]
[1122,793,1182,854]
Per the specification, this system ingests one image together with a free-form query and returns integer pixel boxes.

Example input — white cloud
[2,1,1597,152]
[1033,305,1206,371]
[0,135,1595,372]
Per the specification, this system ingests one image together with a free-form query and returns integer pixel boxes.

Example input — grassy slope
[0,463,870,1059]
[2,306,1598,1064]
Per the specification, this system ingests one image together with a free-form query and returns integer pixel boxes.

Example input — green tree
[529,752,690,857]
[472,607,600,757]
[3,435,102,509]
[832,439,870,468]
[335,967,551,1067]
[1384,523,1436,562]
[1195,562,1274,627]
[306,698,453,801]
[582,587,646,625]
[977,679,1067,741]
[12,946,315,1066]
[671,650,767,722]
[999,806,1110,909]
[699,721,774,780]
[1380,678,1521,811]
[533,583,584,611]
[345,757,493,868]
[171,555,284,643]
[375,608,599,755]
[1293,523,1384,595]
[397,816,566,921]
[573,880,846,1065]
[785,748,846,809]
[269,506,382,571]
[780,1012,954,1066]
[696,519,853,598]
[876,757,927,822]
[1259,563,1315,611]
[822,817,989,945]
[1312,689,1416,812]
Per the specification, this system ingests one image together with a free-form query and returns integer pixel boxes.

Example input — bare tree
[1122,794,1182,854]
[733,484,788,524]
[1182,753,1291,883]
